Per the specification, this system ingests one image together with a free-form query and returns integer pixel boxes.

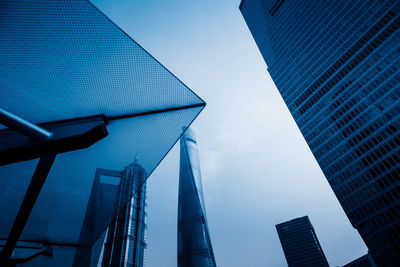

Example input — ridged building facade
[101,162,148,267]
[240,0,400,265]
[178,128,216,267]
[276,216,329,267]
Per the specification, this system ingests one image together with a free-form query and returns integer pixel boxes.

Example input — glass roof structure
[0,0,205,265]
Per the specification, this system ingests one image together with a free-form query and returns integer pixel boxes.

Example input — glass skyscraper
[276,216,329,267]
[240,0,400,265]
[178,128,216,267]
[101,162,147,267]
[73,162,147,267]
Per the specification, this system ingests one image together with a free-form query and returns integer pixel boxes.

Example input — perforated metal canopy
[0,0,204,265]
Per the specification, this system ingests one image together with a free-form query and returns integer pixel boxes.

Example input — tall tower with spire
[177,128,216,267]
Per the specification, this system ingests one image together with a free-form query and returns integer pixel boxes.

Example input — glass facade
[0,0,205,265]
[100,163,147,267]
[240,0,400,265]
[276,216,329,267]
[73,164,147,267]
[178,128,216,267]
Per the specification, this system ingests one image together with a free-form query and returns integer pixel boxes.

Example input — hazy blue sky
[92,1,367,266]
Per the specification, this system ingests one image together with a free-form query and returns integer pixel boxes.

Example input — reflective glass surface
[0,0,205,265]
[241,0,399,265]
[0,0,202,125]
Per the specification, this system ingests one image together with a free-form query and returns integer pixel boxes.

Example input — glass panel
[0,160,39,238]
[0,0,205,265]
[0,0,203,126]
[0,107,203,246]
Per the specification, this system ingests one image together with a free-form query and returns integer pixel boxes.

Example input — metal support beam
[0,116,108,166]
[0,154,56,260]
[0,108,53,141]
[0,244,52,267]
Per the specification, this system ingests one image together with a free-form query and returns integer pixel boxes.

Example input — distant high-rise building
[343,253,377,267]
[178,128,216,267]
[240,1,400,265]
[74,162,147,267]
[102,162,148,267]
[73,168,123,267]
[276,216,329,267]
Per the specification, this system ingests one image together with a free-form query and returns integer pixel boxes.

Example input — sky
[91,1,367,266]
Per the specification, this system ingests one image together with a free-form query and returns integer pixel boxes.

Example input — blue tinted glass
[0,0,205,265]
[241,0,400,265]
[0,107,204,245]
[0,0,203,125]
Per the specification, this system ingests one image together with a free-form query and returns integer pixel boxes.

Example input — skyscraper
[240,1,400,265]
[73,168,123,267]
[178,128,216,267]
[276,216,329,267]
[74,162,147,267]
[101,162,148,267]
